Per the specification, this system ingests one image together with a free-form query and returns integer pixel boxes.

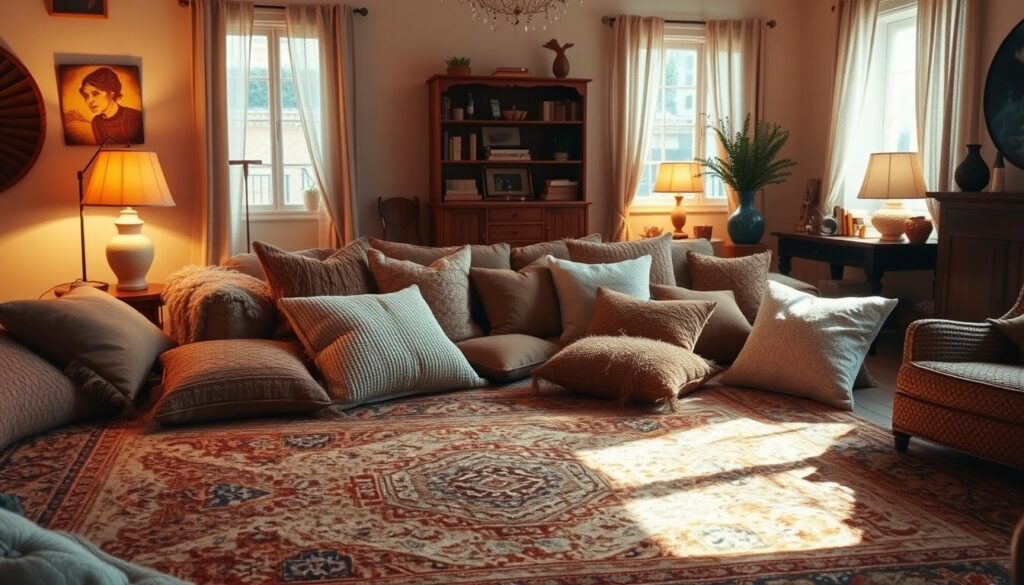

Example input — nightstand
[111,284,165,328]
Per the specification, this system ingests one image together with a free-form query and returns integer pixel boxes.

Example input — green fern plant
[698,114,796,193]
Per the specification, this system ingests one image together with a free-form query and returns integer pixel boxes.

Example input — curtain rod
[601,16,776,28]
[176,1,369,15]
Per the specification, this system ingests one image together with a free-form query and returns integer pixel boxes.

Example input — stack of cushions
[546,255,653,341]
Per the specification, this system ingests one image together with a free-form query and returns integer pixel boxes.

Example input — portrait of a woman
[58,64,145,145]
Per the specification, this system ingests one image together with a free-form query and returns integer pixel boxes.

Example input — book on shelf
[541,100,580,121]
[445,179,478,193]
[485,147,531,161]
[449,136,462,161]
[540,179,579,201]
[469,133,477,161]
[441,96,451,121]
[442,131,449,160]
[445,192,483,201]
[492,67,530,77]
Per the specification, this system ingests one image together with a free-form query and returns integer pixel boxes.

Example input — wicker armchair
[893,286,1024,469]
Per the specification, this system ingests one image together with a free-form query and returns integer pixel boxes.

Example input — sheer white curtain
[917,0,978,230]
[704,19,767,216]
[190,0,253,263]
[608,15,664,242]
[286,4,359,247]
[820,0,880,214]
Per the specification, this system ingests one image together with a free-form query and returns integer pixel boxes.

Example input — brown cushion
[0,332,104,451]
[533,335,718,404]
[278,286,486,409]
[369,238,511,270]
[897,361,1024,425]
[456,334,560,383]
[990,315,1024,356]
[566,232,675,286]
[0,286,175,411]
[588,288,714,352]
[155,339,331,425]
[223,247,336,281]
[670,239,715,287]
[253,239,372,299]
[510,234,602,270]
[367,247,480,342]
[650,285,751,363]
[687,250,771,324]
[470,265,561,338]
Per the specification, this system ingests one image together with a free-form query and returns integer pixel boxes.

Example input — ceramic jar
[904,216,933,244]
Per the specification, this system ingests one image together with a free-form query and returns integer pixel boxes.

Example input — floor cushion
[456,334,560,383]
[470,264,561,338]
[650,285,751,363]
[566,233,675,286]
[369,239,511,270]
[253,239,372,300]
[687,250,772,324]
[509,234,602,270]
[223,247,336,281]
[896,361,1024,424]
[588,287,714,352]
[670,238,714,287]
[546,255,652,342]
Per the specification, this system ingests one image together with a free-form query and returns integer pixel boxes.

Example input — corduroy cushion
[533,336,718,404]
[367,246,480,342]
[896,361,1024,424]
[223,247,336,281]
[510,234,602,270]
[0,286,174,411]
[253,239,372,299]
[546,255,652,342]
[456,334,560,383]
[670,238,715,287]
[278,286,487,409]
[0,332,103,452]
[650,285,751,363]
[687,250,772,323]
[369,239,511,270]
[567,232,675,286]
[588,288,715,352]
[470,265,561,338]
[989,314,1024,357]
[720,281,897,410]
[155,339,331,425]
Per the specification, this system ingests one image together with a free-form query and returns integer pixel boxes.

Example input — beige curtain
[286,4,358,247]
[608,15,664,242]
[190,0,253,264]
[704,19,767,215]
[916,0,978,231]
[820,0,880,214]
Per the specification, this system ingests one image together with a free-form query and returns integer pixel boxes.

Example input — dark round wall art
[984,17,1024,170]
[0,46,46,193]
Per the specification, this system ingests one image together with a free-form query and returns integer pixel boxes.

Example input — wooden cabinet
[933,192,1024,320]
[427,75,591,246]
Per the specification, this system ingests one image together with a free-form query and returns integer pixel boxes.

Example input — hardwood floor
[854,330,902,428]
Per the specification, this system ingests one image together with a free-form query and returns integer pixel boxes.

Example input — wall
[0,0,195,302]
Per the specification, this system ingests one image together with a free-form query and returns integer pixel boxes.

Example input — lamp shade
[858,152,926,200]
[82,151,175,207]
[654,161,704,193]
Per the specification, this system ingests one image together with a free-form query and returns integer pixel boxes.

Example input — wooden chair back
[378,196,422,244]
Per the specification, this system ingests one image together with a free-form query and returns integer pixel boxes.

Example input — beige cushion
[990,314,1024,356]
[253,239,372,299]
[567,233,675,286]
[688,250,771,324]
[155,339,331,425]
[278,286,486,409]
[533,335,718,404]
[650,285,751,364]
[670,238,715,287]
[720,281,898,410]
[470,265,561,338]
[223,247,336,281]
[369,238,511,270]
[0,332,103,451]
[588,288,714,352]
[510,233,602,270]
[456,334,560,383]
[546,255,652,343]
[0,286,175,411]
[367,246,480,342]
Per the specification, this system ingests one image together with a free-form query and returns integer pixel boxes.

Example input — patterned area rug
[0,383,1021,584]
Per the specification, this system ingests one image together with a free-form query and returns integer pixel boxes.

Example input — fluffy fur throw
[163,265,272,345]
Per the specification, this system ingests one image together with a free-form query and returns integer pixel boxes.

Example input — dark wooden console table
[773,231,938,295]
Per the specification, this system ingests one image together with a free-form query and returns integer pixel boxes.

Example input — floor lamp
[228,159,262,253]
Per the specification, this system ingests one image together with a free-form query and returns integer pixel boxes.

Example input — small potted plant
[551,133,571,161]
[445,57,472,76]
[302,187,320,212]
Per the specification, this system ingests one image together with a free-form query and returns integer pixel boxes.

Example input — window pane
[681,50,697,86]
[279,36,315,206]
[247,165,274,206]
[664,50,680,86]
[664,128,695,161]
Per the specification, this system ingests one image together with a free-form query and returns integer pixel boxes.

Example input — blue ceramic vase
[727,191,764,244]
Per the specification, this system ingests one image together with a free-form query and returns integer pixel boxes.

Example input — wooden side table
[111,284,165,328]
[724,242,769,258]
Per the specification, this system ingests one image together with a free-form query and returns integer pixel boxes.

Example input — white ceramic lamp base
[106,207,155,291]
[870,201,911,242]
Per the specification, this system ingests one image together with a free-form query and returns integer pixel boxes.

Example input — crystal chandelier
[453,0,582,32]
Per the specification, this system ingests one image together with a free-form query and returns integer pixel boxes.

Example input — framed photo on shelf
[48,0,107,17]
[483,167,532,200]
[490,99,501,120]
[481,126,521,147]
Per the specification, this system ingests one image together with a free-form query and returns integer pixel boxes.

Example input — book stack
[832,206,868,237]
[443,134,478,161]
[485,147,531,161]
[541,100,580,121]
[540,179,579,201]
[445,179,481,201]
[492,67,530,77]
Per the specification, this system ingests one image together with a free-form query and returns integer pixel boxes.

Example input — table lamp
[857,152,926,242]
[82,151,175,290]
[654,161,704,240]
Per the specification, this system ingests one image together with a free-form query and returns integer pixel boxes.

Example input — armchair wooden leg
[894,431,911,453]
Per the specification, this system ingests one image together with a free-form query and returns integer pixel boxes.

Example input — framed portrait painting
[57,64,144,145]
[984,17,1024,169]
[483,167,532,200]
[48,0,108,18]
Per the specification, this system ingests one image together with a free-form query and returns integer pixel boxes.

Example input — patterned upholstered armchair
[893,286,1024,470]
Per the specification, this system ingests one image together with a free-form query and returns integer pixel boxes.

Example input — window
[633,26,725,210]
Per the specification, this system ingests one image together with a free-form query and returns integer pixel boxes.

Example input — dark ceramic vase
[954,144,990,192]
[727,191,765,244]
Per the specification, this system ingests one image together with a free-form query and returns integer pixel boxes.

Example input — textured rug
[0,383,1020,584]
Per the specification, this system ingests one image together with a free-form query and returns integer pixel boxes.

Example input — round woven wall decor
[0,46,46,193]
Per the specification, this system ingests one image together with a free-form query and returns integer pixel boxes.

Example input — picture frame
[483,167,532,200]
[983,16,1024,170]
[481,126,521,148]
[48,0,108,18]
[490,99,501,120]
[57,64,145,145]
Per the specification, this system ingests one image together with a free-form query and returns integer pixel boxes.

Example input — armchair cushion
[989,314,1024,356]
[896,361,1024,425]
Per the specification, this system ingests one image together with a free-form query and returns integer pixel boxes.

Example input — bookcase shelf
[441,120,584,126]
[441,160,583,165]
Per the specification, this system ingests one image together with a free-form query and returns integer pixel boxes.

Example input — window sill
[248,211,319,222]
[630,205,728,215]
